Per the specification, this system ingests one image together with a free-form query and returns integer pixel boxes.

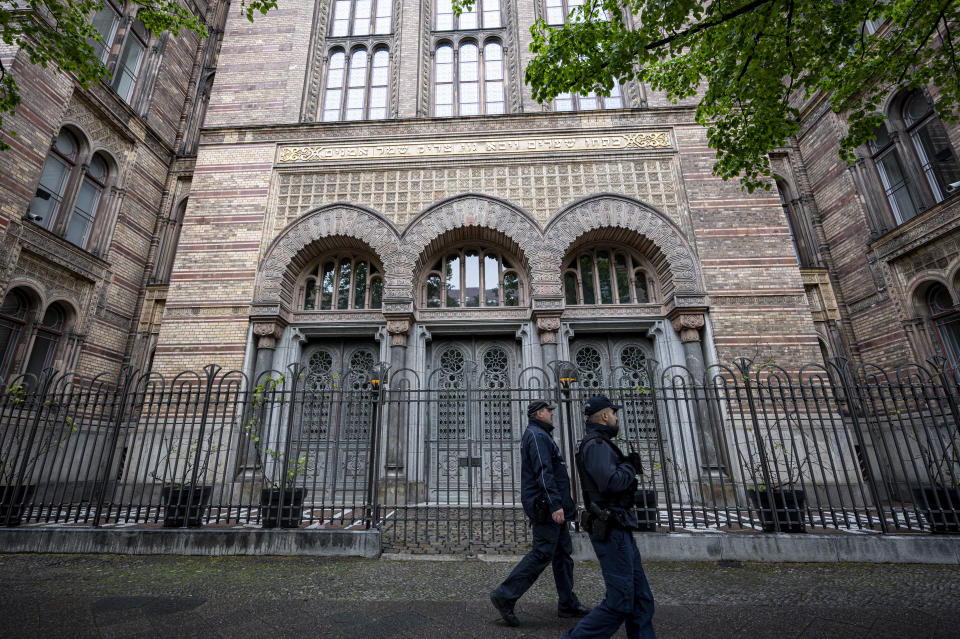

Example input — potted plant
[149,428,225,528]
[245,374,308,529]
[910,432,959,533]
[741,439,809,533]
[1,384,78,526]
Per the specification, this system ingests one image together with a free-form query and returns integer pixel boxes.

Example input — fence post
[365,363,388,529]
[928,356,960,431]
[828,357,889,533]
[733,358,780,533]
[551,360,580,515]
[4,370,57,526]
[645,358,674,531]
[281,363,303,515]
[93,367,137,527]
[182,364,221,526]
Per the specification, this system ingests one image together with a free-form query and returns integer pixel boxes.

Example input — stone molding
[670,312,705,344]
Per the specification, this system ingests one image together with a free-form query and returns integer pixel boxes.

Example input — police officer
[491,399,590,627]
[562,395,656,639]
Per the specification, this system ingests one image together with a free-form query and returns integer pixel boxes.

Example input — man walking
[491,399,590,627]
[562,395,655,639]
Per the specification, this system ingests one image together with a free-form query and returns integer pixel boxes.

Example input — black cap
[584,395,622,416]
[527,399,557,417]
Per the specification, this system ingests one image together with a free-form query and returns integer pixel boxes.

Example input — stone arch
[255,203,401,311]
[398,194,544,300]
[543,194,705,300]
[906,275,954,316]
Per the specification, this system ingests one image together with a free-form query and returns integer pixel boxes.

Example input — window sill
[870,190,960,260]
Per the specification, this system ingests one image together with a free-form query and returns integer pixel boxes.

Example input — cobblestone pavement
[1,554,958,638]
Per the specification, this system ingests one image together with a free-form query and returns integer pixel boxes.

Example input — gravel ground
[0,554,958,638]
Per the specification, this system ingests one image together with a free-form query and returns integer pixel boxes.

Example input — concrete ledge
[0,528,381,558]
[570,532,960,564]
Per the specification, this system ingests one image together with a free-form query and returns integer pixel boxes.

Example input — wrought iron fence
[1,358,958,549]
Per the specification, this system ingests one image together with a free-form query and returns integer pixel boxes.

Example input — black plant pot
[161,485,212,528]
[634,489,659,532]
[912,486,960,533]
[0,484,35,527]
[747,488,806,533]
[260,487,305,529]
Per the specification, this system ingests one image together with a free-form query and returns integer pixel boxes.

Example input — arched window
[0,290,30,382]
[66,153,108,249]
[545,0,585,25]
[423,248,521,308]
[436,0,500,30]
[88,1,121,63]
[331,0,392,36]
[24,303,66,380]
[302,255,384,311]
[323,47,390,121]
[901,91,960,203]
[31,129,78,231]
[928,283,960,367]
[434,40,504,116]
[563,248,654,305]
[870,122,923,224]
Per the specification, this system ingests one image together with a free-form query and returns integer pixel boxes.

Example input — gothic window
[30,129,115,253]
[150,198,187,285]
[901,91,960,203]
[301,255,384,310]
[928,283,960,367]
[870,122,923,224]
[422,247,521,308]
[0,290,29,382]
[323,47,390,121]
[563,247,654,305]
[434,39,504,116]
[331,0,392,36]
[436,0,500,30]
[574,344,604,389]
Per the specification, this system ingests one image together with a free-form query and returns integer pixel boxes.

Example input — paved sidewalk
[1,554,958,638]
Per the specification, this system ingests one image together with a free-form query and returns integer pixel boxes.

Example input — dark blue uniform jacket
[520,417,575,520]
[580,421,640,529]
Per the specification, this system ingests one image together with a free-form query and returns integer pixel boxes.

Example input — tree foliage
[459,0,960,192]
[0,0,277,150]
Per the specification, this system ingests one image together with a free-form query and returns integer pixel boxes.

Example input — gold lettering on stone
[277,131,671,164]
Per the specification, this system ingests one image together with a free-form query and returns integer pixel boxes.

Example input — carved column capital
[252,319,285,350]
[386,318,411,347]
[535,313,562,344]
[670,312,705,344]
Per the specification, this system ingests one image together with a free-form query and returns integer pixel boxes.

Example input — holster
[584,502,613,541]
[533,495,552,524]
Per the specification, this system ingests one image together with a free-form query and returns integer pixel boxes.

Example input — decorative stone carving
[253,320,285,350]
[670,313,705,343]
[386,319,411,347]
[535,314,561,344]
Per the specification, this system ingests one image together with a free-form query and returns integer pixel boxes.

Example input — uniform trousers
[493,520,579,610]
[560,527,655,639]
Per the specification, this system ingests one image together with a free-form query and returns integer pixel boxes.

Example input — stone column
[384,318,411,474]
[252,320,285,383]
[670,312,722,467]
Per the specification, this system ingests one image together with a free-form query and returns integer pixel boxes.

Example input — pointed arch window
[434,40,504,116]
[302,255,384,311]
[423,248,521,308]
[24,304,65,380]
[564,248,654,305]
[902,91,960,203]
[31,129,78,231]
[0,290,29,382]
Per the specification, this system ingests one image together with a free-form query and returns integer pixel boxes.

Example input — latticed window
[331,0,393,36]
[302,255,384,310]
[323,47,390,121]
[564,248,653,305]
[436,0,501,30]
[423,248,521,308]
[434,40,504,116]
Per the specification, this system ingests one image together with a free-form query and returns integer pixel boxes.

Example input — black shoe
[490,593,520,627]
[558,604,591,618]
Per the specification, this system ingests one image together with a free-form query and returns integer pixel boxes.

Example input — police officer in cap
[491,398,590,627]
[562,394,656,639]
